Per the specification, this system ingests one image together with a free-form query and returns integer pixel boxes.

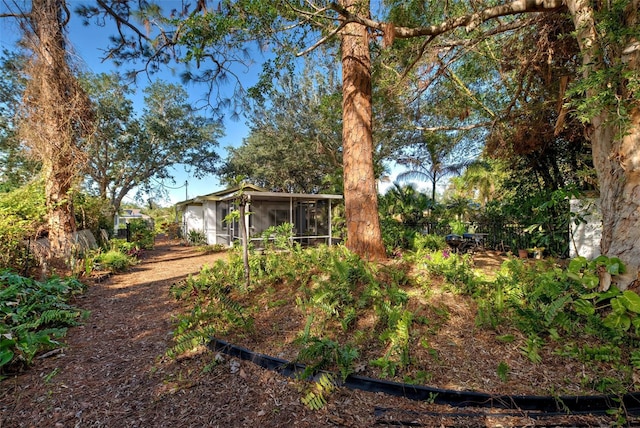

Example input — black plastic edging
[208,337,640,415]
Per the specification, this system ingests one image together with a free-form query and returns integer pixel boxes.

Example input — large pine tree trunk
[567,0,640,288]
[20,0,90,259]
[597,107,640,288]
[340,0,387,262]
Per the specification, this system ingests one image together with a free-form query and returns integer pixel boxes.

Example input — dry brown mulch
[0,238,626,427]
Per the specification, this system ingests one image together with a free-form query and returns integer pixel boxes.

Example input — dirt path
[0,238,234,427]
[0,239,617,427]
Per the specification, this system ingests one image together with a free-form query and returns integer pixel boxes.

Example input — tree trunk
[43,162,77,255]
[239,197,251,289]
[591,104,640,289]
[566,0,640,288]
[340,0,387,262]
[20,0,90,259]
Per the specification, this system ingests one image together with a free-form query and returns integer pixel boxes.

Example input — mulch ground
[0,237,624,427]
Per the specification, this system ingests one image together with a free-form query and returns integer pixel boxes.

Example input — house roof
[176,184,342,207]
[239,191,343,202]
[118,208,151,219]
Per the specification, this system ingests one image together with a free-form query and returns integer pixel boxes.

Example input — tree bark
[21,0,83,258]
[605,107,640,288]
[566,0,640,288]
[340,0,387,262]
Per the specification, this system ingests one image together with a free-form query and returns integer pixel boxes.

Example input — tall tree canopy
[82,73,223,214]
[0,49,36,192]
[222,52,408,195]
[220,57,344,193]
[396,131,475,202]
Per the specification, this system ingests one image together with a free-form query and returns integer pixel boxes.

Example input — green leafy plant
[403,370,433,385]
[567,256,640,336]
[0,181,47,271]
[370,355,398,378]
[372,309,413,378]
[127,219,155,249]
[566,255,625,290]
[166,325,217,359]
[307,250,370,322]
[107,238,144,260]
[380,217,417,254]
[187,230,206,246]
[521,334,544,364]
[95,250,135,273]
[411,234,446,252]
[167,265,254,360]
[295,336,359,381]
[0,271,87,373]
[261,223,294,250]
[497,361,509,382]
[606,291,640,329]
[449,219,466,235]
[421,250,477,292]
[301,372,336,410]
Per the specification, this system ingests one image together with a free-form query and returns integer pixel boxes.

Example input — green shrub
[0,182,47,270]
[260,223,294,250]
[449,219,466,235]
[127,219,155,249]
[380,218,417,254]
[108,238,143,259]
[0,271,87,374]
[95,250,135,272]
[74,194,112,238]
[412,234,446,252]
[187,230,206,245]
[162,222,181,239]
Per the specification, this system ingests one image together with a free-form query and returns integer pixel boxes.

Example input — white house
[176,184,343,247]
[114,208,153,235]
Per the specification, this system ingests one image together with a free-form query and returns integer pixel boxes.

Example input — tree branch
[0,11,30,18]
[297,21,347,56]
[416,122,494,132]
[329,0,564,39]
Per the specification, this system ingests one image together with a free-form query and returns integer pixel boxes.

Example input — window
[220,206,228,230]
[270,209,290,226]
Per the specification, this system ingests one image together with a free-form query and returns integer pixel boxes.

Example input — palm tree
[379,182,433,228]
[397,132,472,202]
[449,159,509,208]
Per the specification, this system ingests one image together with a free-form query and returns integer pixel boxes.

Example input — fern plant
[372,309,414,377]
[497,361,510,382]
[301,372,336,410]
[295,335,359,382]
[520,334,544,364]
[167,325,218,358]
[0,271,87,373]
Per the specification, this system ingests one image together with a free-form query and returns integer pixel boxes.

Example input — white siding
[183,205,204,238]
[569,198,602,259]
[203,201,217,245]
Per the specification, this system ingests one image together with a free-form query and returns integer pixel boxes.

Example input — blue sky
[0,1,260,206]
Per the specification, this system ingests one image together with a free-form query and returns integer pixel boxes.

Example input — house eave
[236,191,342,202]
[178,189,343,207]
